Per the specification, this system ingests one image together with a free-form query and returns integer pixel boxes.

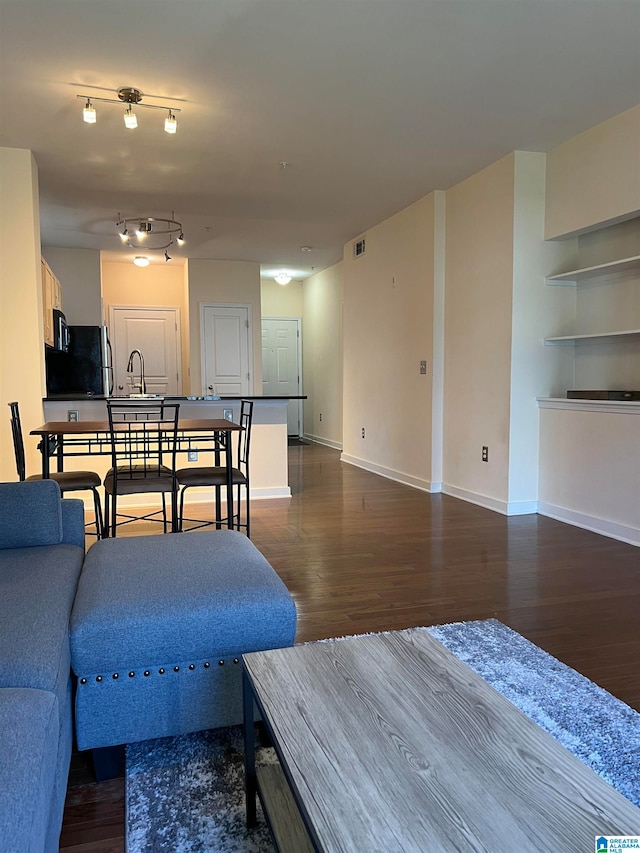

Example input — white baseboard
[340,453,442,493]
[537,502,640,547]
[77,486,291,511]
[183,486,291,504]
[442,484,538,516]
[303,433,343,450]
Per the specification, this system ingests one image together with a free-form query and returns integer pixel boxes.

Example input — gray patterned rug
[126,618,640,852]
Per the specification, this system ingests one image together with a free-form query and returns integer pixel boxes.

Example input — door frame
[262,316,303,437]
[200,302,254,396]
[108,305,183,395]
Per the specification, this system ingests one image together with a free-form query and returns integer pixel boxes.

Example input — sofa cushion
[0,480,63,549]
[71,530,297,671]
[0,688,59,853]
[0,544,84,708]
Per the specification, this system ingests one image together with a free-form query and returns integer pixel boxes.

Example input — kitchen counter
[44,395,307,402]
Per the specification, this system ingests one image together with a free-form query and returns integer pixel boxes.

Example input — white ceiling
[1,0,639,278]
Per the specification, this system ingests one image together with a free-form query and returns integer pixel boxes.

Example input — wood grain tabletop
[244,629,640,852]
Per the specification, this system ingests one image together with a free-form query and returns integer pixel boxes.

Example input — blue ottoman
[70,531,297,749]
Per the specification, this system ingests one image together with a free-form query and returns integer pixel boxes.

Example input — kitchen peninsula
[42,396,305,504]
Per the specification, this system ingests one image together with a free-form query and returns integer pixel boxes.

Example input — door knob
[118,384,123,390]
[208,385,214,390]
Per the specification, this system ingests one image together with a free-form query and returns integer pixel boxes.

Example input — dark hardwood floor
[59,441,640,851]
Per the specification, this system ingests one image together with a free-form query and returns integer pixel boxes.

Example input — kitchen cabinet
[41,258,63,347]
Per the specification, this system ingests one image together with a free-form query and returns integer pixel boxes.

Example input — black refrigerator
[45,325,113,397]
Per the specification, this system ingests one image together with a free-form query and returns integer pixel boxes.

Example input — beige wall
[545,105,640,240]
[101,259,191,393]
[0,148,44,481]
[42,247,102,326]
[302,263,344,447]
[342,192,439,488]
[443,154,516,505]
[539,406,640,544]
[261,279,304,317]
[187,259,262,394]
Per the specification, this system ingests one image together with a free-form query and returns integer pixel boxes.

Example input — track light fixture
[124,106,138,129]
[164,250,171,262]
[83,99,96,124]
[116,212,185,254]
[78,87,180,133]
[164,111,177,134]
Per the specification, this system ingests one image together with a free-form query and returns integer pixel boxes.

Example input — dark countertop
[44,394,307,401]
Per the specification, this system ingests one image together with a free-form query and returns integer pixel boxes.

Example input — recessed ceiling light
[133,256,150,267]
[300,246,312,252]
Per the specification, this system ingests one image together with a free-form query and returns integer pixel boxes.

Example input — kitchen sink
[128,393,163,399]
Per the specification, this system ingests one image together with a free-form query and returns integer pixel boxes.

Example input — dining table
[30,418,243,531]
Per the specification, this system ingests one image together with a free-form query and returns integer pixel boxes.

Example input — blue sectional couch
[0,479,298,852]
[0,480,85,853]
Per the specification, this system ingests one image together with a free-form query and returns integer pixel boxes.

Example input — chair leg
[215,485,222,529]
[171,488,178,533]
[92,488,103,539]
[103,493,110,538]
[245,481,250,538]
[178,486,185,532]
[111,494,117,538]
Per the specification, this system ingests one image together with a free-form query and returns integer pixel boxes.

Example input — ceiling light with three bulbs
[79,87,180,133]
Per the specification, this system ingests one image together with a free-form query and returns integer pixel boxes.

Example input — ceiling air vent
[353,237,366,258]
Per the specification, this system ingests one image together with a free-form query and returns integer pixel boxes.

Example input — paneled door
[201,304,251,396]
[110,306,181,396]
[261,317,302,436]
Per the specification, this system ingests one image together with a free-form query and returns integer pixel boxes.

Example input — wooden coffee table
[242,629,640,852]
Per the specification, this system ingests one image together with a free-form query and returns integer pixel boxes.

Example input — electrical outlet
[482,446,489,462]
[223,408,234,422]
[362,427,366,439]
[188,450,198,462]
[67,410,79,422]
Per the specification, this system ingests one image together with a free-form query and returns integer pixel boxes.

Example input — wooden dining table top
[30,418,242,435]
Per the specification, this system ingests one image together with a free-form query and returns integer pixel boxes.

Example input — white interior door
[261,317,302,435]
[201,305,251,395]
[110,306,181,396]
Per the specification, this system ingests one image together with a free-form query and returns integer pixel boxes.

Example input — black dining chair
[177,399,253,536]
[8,401,103,539]
[103,399,180,537]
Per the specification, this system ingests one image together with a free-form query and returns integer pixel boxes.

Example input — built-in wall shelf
[546,255,640,285]
[537,397,640,414]
[544,329,640,345]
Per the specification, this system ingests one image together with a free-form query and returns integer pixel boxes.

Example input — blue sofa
[0,480,298,852]
[0,481,85,853]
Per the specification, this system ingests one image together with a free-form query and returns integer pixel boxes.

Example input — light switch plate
[223,408,234,422]
[419,361,427,374]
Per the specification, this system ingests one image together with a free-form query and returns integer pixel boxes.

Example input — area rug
[126,618,640,852]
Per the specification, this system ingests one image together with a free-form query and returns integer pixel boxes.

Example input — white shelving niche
[545,255,640,285]
[544,253,640,391]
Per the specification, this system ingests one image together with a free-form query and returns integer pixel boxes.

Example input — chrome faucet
[126,349,146,395]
